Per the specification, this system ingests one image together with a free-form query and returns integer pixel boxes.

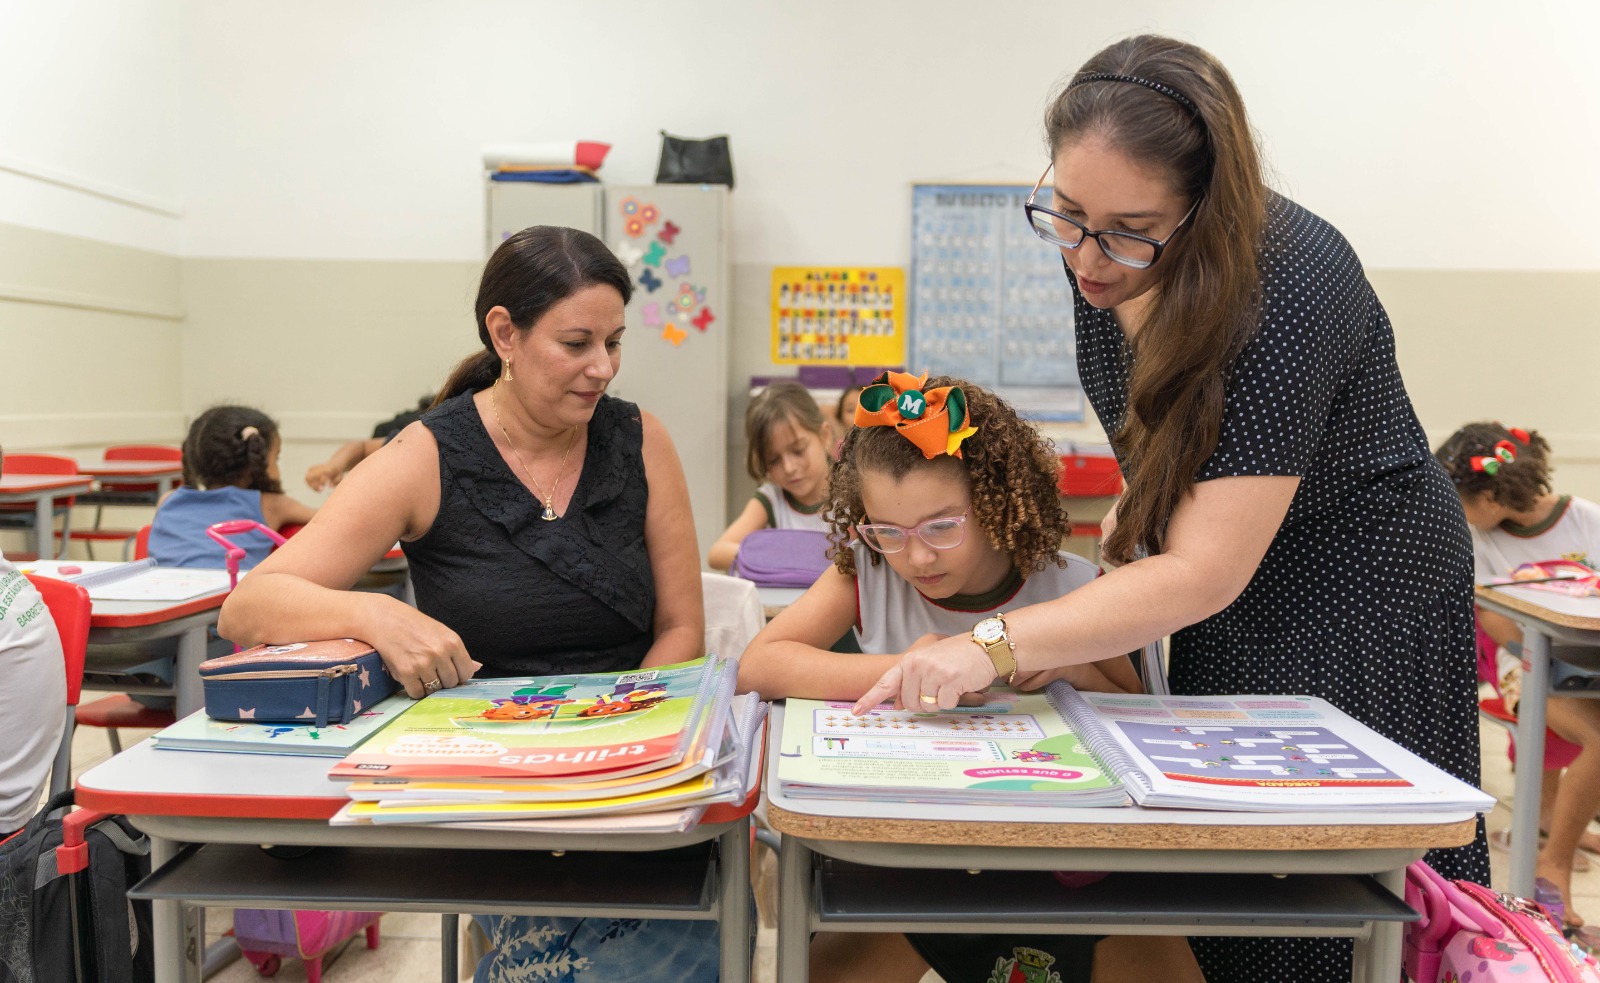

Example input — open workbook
[778,685,1494,814]
[26,558,233,602]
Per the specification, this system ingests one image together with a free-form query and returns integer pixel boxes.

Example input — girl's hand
[371,605,483,699]
[853,633,997,714]
[304,463,339,492]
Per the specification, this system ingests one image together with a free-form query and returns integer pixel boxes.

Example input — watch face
[973,618,1005,643]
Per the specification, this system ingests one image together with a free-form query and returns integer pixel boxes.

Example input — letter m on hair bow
[854,370,979,459]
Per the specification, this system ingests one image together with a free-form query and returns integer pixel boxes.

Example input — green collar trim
[1501,496,1571,538]
[922,565,1024,612]
[782,488,826,515]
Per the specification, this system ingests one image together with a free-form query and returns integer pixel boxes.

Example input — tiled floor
[61,709,1598,983]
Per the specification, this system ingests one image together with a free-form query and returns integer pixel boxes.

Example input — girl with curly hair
[739,372,1197,983]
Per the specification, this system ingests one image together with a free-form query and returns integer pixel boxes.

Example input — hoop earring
[503,358,513,383]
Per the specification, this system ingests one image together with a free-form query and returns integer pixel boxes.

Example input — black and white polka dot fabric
[1073,194,1489,983]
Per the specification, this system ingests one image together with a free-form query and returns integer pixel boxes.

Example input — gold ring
[919,694,938,705]
[423,678,442,693]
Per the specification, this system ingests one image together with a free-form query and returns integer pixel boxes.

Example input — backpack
[1404,860,1600,982]
[0,790,154,983]
[731,529,831,588]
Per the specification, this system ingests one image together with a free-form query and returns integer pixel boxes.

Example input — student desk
[77,738,760,983]
[75,458,184,497]
[0,472,95,559]
[763,703,1475,983]
[1474,583,1600,899]
[26,560,230,716]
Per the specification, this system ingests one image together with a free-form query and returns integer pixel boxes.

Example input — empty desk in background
[0,472,95,559]
[77,733,761,983]
[1474,582,1600,899]
[26,560,230,716]
[763,702,1473,983]
[75,458,184,497]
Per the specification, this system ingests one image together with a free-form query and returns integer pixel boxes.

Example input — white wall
[0,0,182,252]
[176,0,1600,271]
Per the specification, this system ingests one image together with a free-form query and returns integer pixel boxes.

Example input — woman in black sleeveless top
[221,227,716,982]
[222,225,703,694]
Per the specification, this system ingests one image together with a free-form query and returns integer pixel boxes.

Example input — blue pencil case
[200,638,398,728]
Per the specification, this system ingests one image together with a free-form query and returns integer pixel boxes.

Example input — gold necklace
[491,380,579,521]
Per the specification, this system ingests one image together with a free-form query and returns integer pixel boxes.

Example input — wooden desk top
[1475,584,1600,632]
[766,801,1477,852]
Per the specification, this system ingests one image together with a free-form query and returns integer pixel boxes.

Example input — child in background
[1437,422,1600,930]
[739,372,1201,983]
[833,384,863,456]
[304,394,435,492]
[709,382,833,571]
[151,406,318,569]
[0,444,66,839]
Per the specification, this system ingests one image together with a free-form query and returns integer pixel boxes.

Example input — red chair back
[0,453,80,509]
[24,574,89,706]
[133,524,152,560]
[102,444,183,496]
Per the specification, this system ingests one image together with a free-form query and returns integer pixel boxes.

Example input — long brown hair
[1046,35,1267,564]
[436,226,633,404]
[744,382,830,481]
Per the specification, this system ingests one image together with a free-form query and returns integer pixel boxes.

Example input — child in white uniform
[1438,421,1600,930]
[741,372,1203,983]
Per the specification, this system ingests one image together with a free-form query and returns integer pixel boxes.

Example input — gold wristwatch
[970,614,1017,685]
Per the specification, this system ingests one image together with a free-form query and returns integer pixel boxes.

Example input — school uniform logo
[988,946,1063,983]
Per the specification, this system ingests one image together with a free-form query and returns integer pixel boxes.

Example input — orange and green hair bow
[853,370,979,459]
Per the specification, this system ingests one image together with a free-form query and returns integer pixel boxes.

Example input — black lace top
[403,391,655,676]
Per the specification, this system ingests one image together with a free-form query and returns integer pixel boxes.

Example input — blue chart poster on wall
[910,183,1083,422]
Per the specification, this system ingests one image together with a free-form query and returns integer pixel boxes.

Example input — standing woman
[855,35,1488,982]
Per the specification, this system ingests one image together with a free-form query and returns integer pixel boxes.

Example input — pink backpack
[233,909,382,983]
[1404,861,1600,982]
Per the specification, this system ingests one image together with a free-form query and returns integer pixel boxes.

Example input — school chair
[70,444,182,560]
[25,574,89,795]
[702,571,764,662]
[0,453,80,561]
[1058,452,1124,563]
[72,525,176,754]
[1474,617,1581,771]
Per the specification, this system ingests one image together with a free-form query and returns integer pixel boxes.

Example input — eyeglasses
[1023,163,1199,270]
[856,508,970,554]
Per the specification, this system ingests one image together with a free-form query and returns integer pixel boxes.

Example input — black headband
[1069,71,1202,123]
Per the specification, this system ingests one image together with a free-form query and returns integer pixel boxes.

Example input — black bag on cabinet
[655,130,735,188]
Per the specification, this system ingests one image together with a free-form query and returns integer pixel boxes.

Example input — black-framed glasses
[856,508,969,554]
[1023,163,1199,270]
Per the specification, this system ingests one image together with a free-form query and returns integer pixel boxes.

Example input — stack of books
[326,658,761,829]
[778,685,1494,815]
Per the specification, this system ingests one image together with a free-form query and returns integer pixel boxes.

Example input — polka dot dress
[1074,194,1490,983]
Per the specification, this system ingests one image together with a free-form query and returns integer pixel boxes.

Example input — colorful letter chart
[770,267,906,365]
[910,184,1083,421]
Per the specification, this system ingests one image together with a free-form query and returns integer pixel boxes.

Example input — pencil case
[200,638,398,728]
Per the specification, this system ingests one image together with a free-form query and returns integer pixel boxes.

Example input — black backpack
[0,790,154,983]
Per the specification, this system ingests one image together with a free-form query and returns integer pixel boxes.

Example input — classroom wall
[0,0,185,469]
[4,1,1597,539]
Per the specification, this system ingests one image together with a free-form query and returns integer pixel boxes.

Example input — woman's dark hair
[745,382,829,481]
[437,226,633,403]
[182,405,283,493]
[1435,422,1552,512]
[1045,35,1267,564]
[826,377,1069,578]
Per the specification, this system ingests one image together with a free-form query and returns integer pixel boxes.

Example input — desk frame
[0,474,95,559]
[1475,586,1600,899]
[764,705,1474,983]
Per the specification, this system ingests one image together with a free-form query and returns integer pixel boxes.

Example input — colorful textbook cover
[777,692,1128,807]
[328,658,731,781]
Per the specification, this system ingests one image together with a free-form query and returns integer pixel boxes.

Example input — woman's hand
[852,633,997,714]
[372,605,482,699]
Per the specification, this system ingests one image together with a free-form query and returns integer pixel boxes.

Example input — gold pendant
[541,505,558,521]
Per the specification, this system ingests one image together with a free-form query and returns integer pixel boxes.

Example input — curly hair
[1434,422,1551,512]
[182,405,284,494]
[826,377,1069,577]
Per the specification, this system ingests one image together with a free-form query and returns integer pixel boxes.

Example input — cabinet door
[485,183,603,254]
